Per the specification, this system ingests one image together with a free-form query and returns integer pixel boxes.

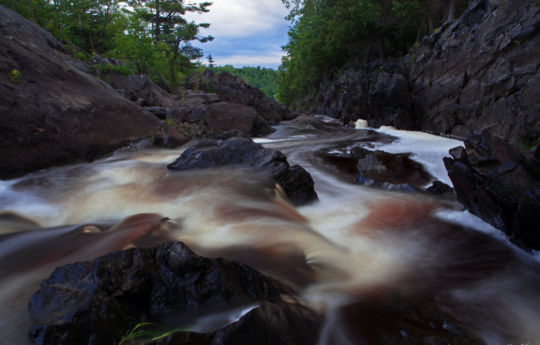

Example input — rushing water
[1,117,539,345]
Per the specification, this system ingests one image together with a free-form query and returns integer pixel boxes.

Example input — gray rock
[0,5,159,179]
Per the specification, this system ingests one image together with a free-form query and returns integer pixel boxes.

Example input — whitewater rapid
[1,119,539,344]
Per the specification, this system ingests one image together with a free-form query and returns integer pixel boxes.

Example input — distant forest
[211,65,279,100]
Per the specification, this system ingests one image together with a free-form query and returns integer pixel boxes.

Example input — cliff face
[409,0,540,147]
[301,0,540,147]
[297,60,415,130]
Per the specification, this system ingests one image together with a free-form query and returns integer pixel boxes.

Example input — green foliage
[96,63,136,75]
[8,69,22,83]
[212,65,280,100]
[520,137,539,151]
[0,0,213,90]
[119,322,188,345]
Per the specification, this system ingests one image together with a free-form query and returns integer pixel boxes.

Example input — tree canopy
[278,0,470,106]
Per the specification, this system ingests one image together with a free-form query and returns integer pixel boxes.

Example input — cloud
[187,0,290,68]
[215,51,284,68]
[188,0,289,38]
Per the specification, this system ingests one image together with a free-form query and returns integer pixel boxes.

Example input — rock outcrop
[297,0,540,148]
[409,0,540,148]
[98,70,176,108]
[28,241,321,345]
[444,131,540,250]
[0,5,159,179]
[167,137,318,205]
[297,60,414,129]
[202,71,297,125]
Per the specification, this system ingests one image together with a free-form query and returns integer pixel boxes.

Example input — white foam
[354,119,368,128]
[370,127,463,185]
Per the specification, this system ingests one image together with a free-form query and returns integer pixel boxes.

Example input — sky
[186,0,290,69]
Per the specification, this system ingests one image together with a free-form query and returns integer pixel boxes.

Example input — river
[1,116,539,344]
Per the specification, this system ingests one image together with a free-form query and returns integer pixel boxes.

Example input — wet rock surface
[320,146,432,191]
[149,302,321,345]
[0,6,159,179]
[444,131,540,250]
[167,137,318,205]
[28,242,320,345]
[337,296,486,345]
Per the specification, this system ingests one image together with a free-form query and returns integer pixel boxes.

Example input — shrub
[8,69,22,83]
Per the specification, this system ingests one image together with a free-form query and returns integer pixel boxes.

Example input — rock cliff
[409,0,540,148]
[300,0,540,148]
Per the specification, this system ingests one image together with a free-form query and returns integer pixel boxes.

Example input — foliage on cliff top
[277,0,470,106]
[0,0,213,91]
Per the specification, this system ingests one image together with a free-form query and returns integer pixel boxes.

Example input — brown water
[1,119,539,344]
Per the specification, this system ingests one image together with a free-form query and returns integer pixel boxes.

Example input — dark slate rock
[408,0,540,147]
[204,102,258,135]
[167,137,318,206]
[294,60,414,129]
[425,181,454,195]
[150,302,321,345]
[444,131,540,250]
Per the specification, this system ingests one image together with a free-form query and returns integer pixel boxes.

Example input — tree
[207,54,215,68]
[128,0,213,88]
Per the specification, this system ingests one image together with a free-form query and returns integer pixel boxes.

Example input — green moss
[520,137,539,151]
[8,69,22,83]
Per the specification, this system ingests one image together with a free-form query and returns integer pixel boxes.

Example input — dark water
[1,118,539,344]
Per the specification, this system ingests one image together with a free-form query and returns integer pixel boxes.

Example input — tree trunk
[447,0,456,21]
[28,0,35,22]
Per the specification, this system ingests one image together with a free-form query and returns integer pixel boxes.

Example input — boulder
[204,102,258,135]
[204,71,297,124]
[98,71,176,108]
[0,5,159,179]
[355,148,431,186]
[167,137,318,205]
[425,181,454,195]
[443,131,540,250]
[28,242,321,345]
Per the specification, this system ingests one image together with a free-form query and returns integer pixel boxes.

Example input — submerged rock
[28,242,320,345]
[167,137,318,205]
[320,146,432,192]
[444,131,540,250]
